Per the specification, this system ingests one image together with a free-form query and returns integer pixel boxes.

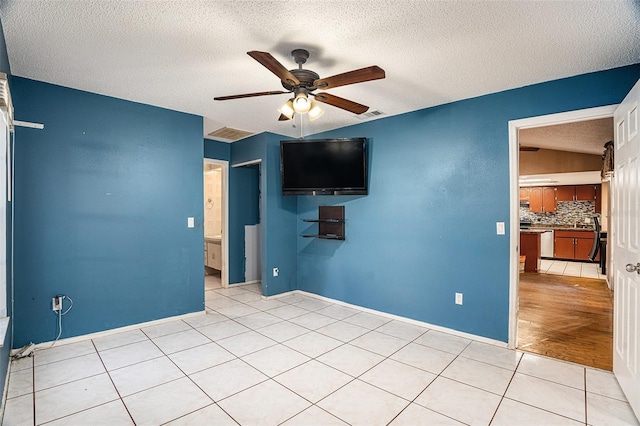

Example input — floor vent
[356,110,384,120]
[208,127,254,141]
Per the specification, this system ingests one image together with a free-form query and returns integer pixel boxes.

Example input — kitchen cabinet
[519,188,530,202]
[556,186,575,202]
[595,184,602,213]
[575,184,596,201]
[554,230,598,261]
[529,187,556,213]
[520,231,542,272]
[554,185,599,202]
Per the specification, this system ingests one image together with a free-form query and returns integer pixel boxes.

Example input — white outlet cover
[187,217,195,228]
[496,222,505,235]
[455,293,463,305]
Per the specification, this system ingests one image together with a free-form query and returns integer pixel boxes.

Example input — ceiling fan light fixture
[278,99,295,119]
[308,102,324,121]
[293,92,311,113]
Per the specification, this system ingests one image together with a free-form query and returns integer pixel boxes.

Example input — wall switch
[273,267,279,277]
[187,217,194,228]
[496,222,505,235]
[455,293,463,305]
[52,296,62,311]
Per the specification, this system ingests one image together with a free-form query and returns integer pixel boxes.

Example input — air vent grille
[355,110,384,120]
[208,127,254,141]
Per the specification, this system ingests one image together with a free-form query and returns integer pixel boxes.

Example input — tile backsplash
[520,201,600,227]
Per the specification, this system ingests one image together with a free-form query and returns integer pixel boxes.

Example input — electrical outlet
[187,217,195,228]
[496,222,505,235]
[455,293,463,305]
[273,267,279,277]
[52,296,62,311]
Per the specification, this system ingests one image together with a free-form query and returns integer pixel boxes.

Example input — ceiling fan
[214,49,385,121]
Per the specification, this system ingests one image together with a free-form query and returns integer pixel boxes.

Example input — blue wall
[12,77,204,346]
[231,133,297,296]
[298,64,640,342]
[0,16,11,404]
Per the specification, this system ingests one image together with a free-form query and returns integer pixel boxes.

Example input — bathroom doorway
[204,159,228,290]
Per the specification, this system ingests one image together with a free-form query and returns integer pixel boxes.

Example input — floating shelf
[301,206,345,240]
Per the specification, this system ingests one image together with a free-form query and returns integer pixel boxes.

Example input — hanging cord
[50,295,73,348]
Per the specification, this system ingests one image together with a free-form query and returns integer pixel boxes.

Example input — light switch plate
[496,222,505,235]
[455,293,463,305]
[187,217,195,228]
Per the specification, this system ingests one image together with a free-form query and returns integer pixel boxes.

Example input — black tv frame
[280,137,368,196]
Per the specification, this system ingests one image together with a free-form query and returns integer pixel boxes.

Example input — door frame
[507,104,618,348]
[204,158,229,288]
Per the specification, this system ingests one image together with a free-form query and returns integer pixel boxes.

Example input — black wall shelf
[301,206,345,240]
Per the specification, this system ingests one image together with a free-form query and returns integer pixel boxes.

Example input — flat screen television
[280,138,368,195]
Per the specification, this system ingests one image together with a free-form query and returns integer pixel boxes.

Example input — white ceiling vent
[355,110,384,120]
[0,73,14,129]
[207,127,254,142]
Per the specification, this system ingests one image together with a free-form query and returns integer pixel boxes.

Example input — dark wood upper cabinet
[574,184,596,201]
[595,184,602,213]
[542,187,557,213]
[556,186,575,202]
[529,187,556,213]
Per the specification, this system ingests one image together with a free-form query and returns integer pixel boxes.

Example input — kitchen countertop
[520,229,552,234]
[529,225,596,231]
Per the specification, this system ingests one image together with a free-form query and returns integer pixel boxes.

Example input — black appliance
[520,220,532,229]
[280,138,368,195]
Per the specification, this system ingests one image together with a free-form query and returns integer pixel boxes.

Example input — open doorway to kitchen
[204,159,228,291]
[509,106,616,370]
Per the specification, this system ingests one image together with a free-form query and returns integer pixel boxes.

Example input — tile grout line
[90,339,137,425]
[487,350,523,425]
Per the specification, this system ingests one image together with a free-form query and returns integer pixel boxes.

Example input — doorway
[204,159,228,291]
[232,160,262,288]
[508,105,617,369]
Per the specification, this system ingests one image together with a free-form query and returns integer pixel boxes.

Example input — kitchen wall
[203,166,222,237]
[519,148,603,175]
[520,201,600,227]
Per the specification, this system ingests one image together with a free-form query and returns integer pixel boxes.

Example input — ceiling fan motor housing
[283,69,319,91]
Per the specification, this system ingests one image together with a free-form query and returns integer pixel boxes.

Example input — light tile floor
[3,284,638,425]
[539,259,606,280]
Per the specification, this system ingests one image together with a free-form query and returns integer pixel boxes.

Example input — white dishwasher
[540,230,554,258]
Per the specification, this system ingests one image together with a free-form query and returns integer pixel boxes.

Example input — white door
[613,77,640,419]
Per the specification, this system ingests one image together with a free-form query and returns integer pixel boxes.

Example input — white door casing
[613,77,640,419]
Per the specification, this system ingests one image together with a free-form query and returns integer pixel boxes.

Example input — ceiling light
[293,92,311,113]
[278,99,295,119]
[308,102,324,121]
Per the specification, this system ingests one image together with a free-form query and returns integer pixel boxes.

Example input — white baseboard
[294,290,508,348]
[229,280,261,287]
[33,310,206,350]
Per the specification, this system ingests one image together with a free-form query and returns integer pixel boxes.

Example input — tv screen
[280,138,368,195]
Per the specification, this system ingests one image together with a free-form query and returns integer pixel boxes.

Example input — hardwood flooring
[518,272,613,370]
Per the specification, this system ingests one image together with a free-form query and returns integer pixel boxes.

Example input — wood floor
[518,272,613,370]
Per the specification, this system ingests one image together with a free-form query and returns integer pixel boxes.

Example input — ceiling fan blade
[314,66,385,90]
[214,90,289,101]
[247,51,300,86]
[312,93,369,114]
[278,113,292,121]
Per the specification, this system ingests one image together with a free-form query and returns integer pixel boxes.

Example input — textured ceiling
[1,1,638,141]
[519,117,614,155]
